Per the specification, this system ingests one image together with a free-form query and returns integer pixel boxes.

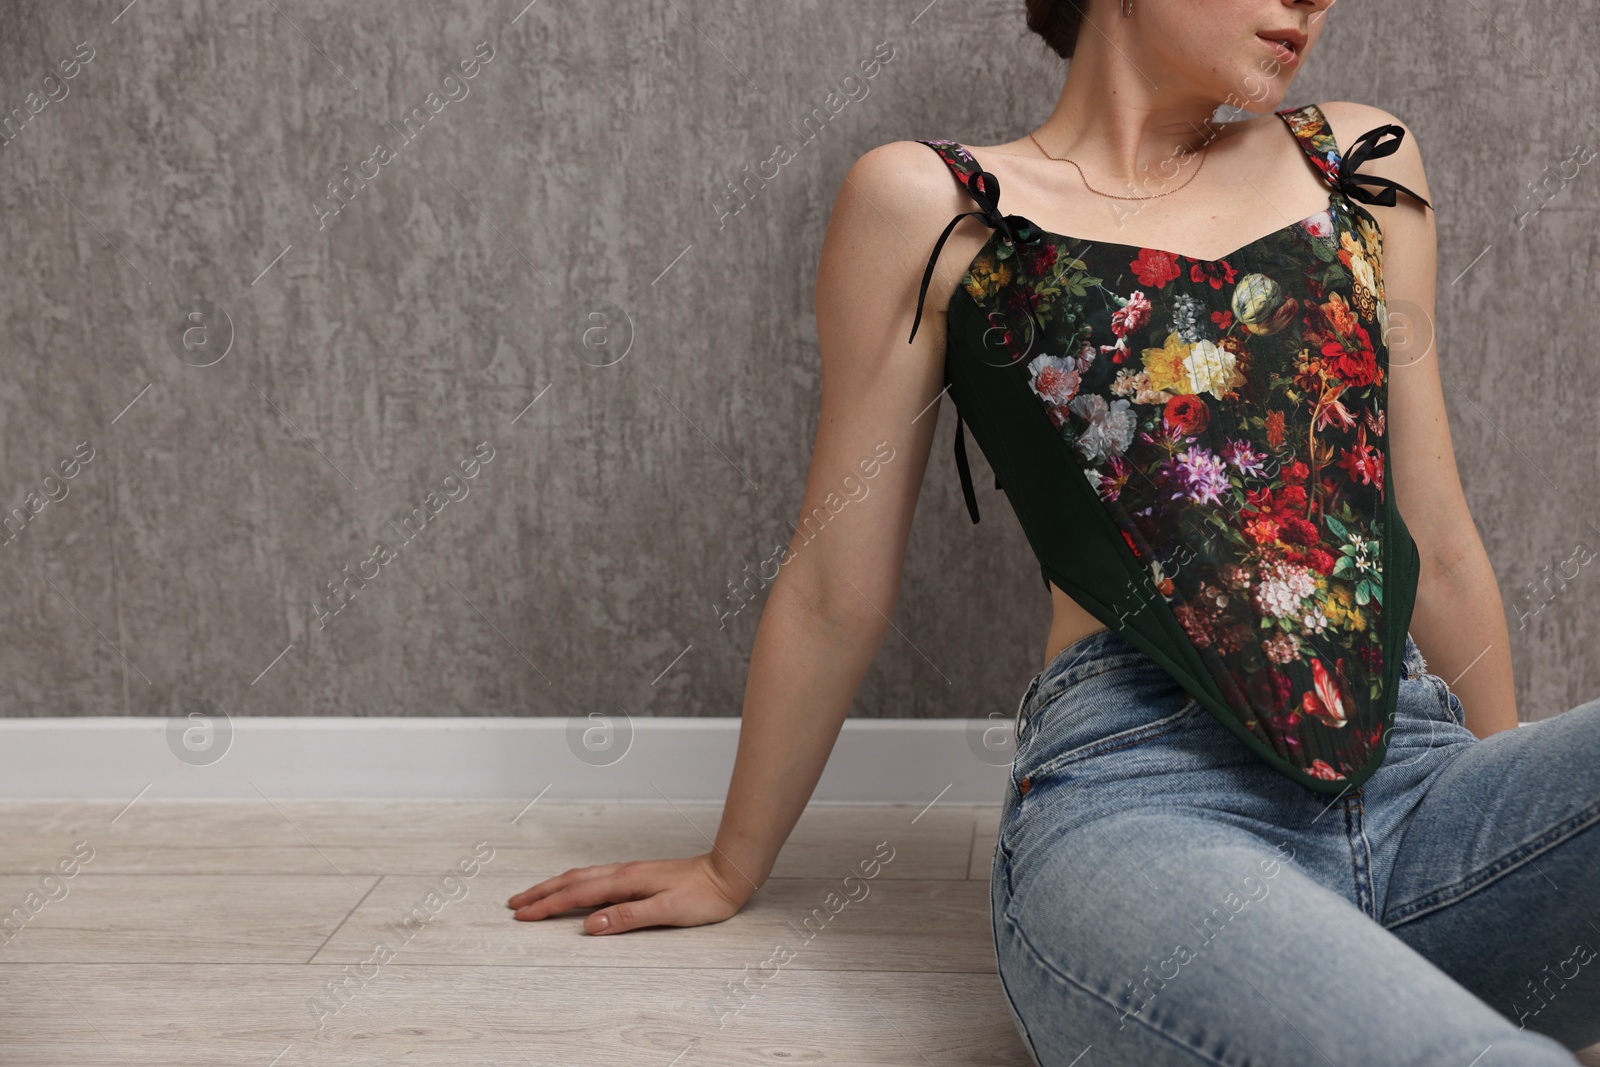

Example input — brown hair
[1025,0,1086,60]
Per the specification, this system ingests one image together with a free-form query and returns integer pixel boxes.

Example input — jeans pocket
[1028,694,1206,781]
[1015,653,1153,755]
[1012,673,1209,797]
[1000,688,1207,860]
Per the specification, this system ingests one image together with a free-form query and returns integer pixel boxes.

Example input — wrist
[706,847,766,904]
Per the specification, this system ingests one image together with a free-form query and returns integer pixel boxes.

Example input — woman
[508,1,1600,1062]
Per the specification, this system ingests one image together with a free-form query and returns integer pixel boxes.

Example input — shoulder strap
[1275,103,1343,190]
[908,139,1000,348]
[916,139,990,196]
[909,140,1042,346]
[1275,103,1433,224]
[914,139,1003,525]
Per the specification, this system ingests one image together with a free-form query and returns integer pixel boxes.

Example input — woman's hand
[506,852,754,935]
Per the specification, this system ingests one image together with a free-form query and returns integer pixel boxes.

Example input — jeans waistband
[1041,625,1142,681]
[1013,626,1152,747]
[1040,628,1428,690]
[1014,628,1430,755]
[1019,625,1149,715]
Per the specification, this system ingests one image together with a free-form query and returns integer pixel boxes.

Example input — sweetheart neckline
[940,195,1347,346]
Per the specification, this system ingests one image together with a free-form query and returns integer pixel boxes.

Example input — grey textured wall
[1,1,1594,722]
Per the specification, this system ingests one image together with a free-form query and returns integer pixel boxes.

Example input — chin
[1209,54,1301,114]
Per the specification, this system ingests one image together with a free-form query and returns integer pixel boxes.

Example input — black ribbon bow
[1336,124,1432,225]
[907,169,1044,344]
[910,125,1429,528]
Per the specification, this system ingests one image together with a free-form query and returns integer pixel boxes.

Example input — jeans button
[1018,776,1031,795]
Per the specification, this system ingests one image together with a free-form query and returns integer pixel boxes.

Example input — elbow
[1414,534,1492,604]
[777,570,898,636]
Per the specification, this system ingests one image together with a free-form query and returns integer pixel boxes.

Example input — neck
[1033,39,1234,187]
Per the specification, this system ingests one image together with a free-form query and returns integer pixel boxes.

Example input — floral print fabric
[923,106,1400,784]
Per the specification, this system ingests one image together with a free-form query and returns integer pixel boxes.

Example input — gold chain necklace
[1026,131,1212,201]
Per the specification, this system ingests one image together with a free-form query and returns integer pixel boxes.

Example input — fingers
[510,869,645,922]
[584,896,666,936]
[506,863,624,911]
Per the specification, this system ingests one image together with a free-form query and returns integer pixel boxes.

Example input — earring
[1121,0,1133,15]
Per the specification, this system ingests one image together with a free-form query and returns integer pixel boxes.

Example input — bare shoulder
[815,138,977,340]
[825,139,968,240]
[1315,100,1433,202]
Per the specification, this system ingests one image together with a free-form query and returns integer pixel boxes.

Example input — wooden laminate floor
[0,801,1594,1066]
[0,800,1020,1067]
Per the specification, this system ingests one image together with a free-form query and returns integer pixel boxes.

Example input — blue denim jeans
[990,627,1600,1066]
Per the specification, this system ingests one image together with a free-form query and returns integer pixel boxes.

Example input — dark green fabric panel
[944,290,1419,795]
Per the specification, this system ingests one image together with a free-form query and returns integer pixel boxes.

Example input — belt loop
[1015,672,1043,744]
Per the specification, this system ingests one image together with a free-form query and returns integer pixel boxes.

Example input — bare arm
[1321,101,1518,737]
[705,140,973,895]
[507,140,978,930]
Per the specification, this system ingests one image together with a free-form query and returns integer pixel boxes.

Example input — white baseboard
[0,714,1531,803]
[0,717,1013,804]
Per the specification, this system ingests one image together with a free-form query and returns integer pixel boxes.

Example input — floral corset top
[908,104,1432,794]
